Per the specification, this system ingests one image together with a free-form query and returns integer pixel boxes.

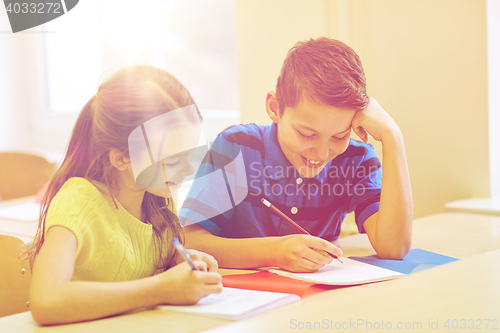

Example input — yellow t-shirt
[45,177,164,282]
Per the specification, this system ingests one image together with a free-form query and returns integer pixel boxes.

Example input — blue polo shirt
[178,123,382,241]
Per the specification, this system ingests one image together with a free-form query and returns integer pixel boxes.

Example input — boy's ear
[265,91,280,123]
[109,149,130,171]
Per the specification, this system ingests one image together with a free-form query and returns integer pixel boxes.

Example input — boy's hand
[173,248,219,272]
[351,97,413,260]
[351,97,401,143]
[275,234,343,272]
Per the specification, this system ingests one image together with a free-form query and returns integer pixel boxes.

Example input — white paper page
[0,202,41,221]
[269,257,405,285]
[159,287,300,320]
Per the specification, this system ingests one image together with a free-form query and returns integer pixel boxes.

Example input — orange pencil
[261,198,343,263]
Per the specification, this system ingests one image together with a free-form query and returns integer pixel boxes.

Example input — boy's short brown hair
[276,37,369,112]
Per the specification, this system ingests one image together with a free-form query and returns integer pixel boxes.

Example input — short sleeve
[45,178,96,257]
[345,144,382,233]
[178,133,249,234]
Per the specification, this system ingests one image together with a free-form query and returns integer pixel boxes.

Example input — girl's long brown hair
[27,65,201,270]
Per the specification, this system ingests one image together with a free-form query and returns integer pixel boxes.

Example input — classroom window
[43,0,239,113]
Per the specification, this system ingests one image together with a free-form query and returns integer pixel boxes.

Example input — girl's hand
[274,234,343,272]
[30,227,221,324]
[172,248,219,272]
[351,97,401,143]
[156,261,222,305]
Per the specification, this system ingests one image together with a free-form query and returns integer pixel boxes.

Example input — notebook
[159,287,300,320]
[269,257,405,285]
[222,271,341,298]
[349,248,459,274]
[222,249,458,296]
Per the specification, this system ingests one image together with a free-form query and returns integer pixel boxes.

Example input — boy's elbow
[375,241,411,260]
[373,219,412,260]
[377,249,408,260]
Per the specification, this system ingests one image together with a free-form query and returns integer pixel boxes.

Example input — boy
[179,37,412,272]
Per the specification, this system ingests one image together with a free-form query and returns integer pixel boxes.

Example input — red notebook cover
[222,271,343,298]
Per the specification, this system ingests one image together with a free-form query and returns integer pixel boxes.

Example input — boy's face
[267,93,356,178]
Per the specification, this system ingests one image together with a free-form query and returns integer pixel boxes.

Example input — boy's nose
[311,142,330,161]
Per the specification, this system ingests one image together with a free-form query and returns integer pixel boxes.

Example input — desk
[445,197,500,216]
[208,248,500,333]
[1,212,499,332]
[0,196,38,244]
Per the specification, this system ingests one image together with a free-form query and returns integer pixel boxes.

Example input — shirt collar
[263,122,330,183]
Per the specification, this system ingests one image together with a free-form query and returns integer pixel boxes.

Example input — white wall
[351,0,489,217]
[235,0,328,125]
[0,9,33,152]
[487,0,500,198]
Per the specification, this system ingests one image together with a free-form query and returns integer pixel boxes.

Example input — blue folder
[349,248,458,274]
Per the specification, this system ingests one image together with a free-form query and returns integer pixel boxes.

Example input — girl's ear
[109,149,130,171]
[265,91,281,123]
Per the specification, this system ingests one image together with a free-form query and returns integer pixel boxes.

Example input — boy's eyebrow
[297,124,351,136]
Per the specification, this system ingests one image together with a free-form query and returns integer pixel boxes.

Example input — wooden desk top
[335,212,500,259]
[1,212,499,332]
[0,196,36,209]
[445,197,500,216]
[0,196,38,244]
[206,248,500,333]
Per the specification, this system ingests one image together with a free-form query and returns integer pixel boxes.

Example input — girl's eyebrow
[297,124,351,136]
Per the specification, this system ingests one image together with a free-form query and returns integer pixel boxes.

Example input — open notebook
[268,257,405,285]
[159,287,300,320]
[267,248,458,285]
[222,249,458,296]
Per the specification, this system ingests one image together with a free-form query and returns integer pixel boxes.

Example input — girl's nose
[179,155,196,177]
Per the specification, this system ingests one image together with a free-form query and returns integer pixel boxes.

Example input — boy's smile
[267,93,356,178]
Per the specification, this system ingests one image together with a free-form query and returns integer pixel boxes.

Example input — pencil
[261,198,343,263]
[172,237,200,271]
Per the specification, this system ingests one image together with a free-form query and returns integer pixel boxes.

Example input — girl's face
[119,152,193,199]
[127,105,204,197]
[146,151,196,198]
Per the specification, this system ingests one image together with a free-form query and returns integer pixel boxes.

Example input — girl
[28,66,222,325]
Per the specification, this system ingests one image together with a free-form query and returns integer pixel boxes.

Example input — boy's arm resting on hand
[352,98,413,259]
[30,226,222,326]
[183,223,342,272]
